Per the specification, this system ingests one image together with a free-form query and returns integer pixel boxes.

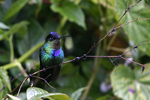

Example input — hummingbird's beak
[58,35,70,39]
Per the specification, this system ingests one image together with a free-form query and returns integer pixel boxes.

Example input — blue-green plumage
[39,32,64,83]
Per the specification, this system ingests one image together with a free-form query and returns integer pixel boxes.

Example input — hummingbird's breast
[40,43,64,66]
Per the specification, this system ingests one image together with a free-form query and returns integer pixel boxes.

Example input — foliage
[0,0,150,100]
[111,64,150,100]
[26,87,71,100]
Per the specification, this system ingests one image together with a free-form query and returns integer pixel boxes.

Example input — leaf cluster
[0,0,150,100]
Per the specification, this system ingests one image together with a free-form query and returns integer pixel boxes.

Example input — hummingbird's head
[46,32,61,49]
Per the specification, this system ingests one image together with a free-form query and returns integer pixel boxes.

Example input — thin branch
[17,76,29,97]
[86,43,95,55]
[31,76,55,89]
[122,39,148,56]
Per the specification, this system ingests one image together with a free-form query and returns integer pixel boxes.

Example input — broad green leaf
[27,87,48,100]
[7,94,21,100]
[32,93,71,100]
[111,65,150,100]
[3,0,29,21]
[51,1,86,29]
[17,24,28,38]
[116,0,150,56]
[0,22,9,29]
[17,19,45,57]
[71,87,86,100]
[0,78,4,99]
[27,87,71,100]
[9,21,29,35]
[0,67,11,91]
[0,78,9,99]
[0,21,29,41]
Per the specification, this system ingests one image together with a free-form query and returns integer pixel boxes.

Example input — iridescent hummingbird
[39,32,68,83]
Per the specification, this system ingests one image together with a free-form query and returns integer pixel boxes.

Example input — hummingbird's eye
[49,37,54,41]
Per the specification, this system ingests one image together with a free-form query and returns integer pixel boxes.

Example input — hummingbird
[39,32,66,83]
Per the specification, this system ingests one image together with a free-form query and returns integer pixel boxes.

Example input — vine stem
[8,35,14,62]
[3,41,44,70]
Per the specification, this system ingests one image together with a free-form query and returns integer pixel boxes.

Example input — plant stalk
[3,41,44,70]
[8,35,14,62]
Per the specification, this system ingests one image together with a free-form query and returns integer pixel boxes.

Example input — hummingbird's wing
[39,48,44,78]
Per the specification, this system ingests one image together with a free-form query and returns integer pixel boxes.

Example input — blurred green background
[0,0,150,100]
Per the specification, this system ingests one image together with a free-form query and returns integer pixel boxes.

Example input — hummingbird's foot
[29,80,35,87]
[42,68,46,72]
[28,74,35,87]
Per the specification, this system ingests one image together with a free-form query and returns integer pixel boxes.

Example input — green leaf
[51,1,86,29]
[111,65,150,100]
[0,78,4,99]
[26,87,71,100]
[116,0,150,56]
[9,21,29,35]
[17,19,45,57]
[0,77,9,99]
[0,29,9,41]
[71,87,86,100]
[3,0,29,21]
[0,22,9,29]
[7,94,21,100]
[0,67,11,92]
[27,87,48,100]
[33,93,71,100]
[0,21,29,41]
